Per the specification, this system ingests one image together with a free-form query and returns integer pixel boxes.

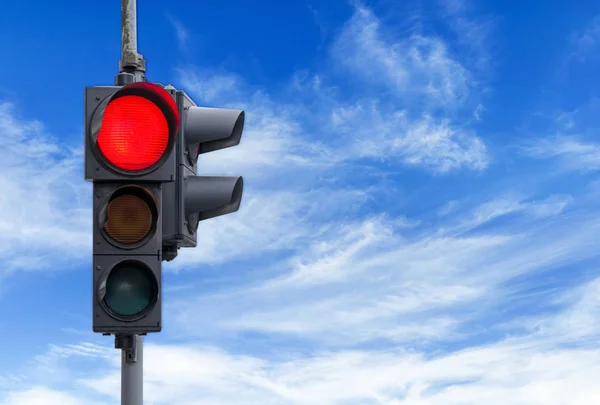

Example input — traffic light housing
[87,82,180,334]
[87,81,245,333]
[162,89,244,252]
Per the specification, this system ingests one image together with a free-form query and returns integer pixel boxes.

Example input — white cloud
[178,74,488,176]
[323,4,489,171]
[177,68,242,105]
[0,103,91,276]
[176,70,337,179]
[170,186,369,269]
[81,345,276,404]
[473,103,485,120]
[0,386,105,405]
[0,342,115,405]
[331,4,472,108]
[175,3,490,175]
[170,190,312,267]
[7,292,600,405]
[440,0,495,73]
[337,110,489,172]
[569,16,600,62]
[168,191,595,349]
[542,277,600,342]
[167,15,189,50]
[439,194,573,237]
[524,136,600,171]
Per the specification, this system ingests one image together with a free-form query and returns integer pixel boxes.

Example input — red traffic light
[96,83,179,172]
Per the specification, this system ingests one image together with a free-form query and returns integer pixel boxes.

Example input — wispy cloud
[0,103,91,276]
[332,107,488,172]
[331,4,472,108]
[524,136,600,171]
[159,6,598,361]
[325,3,490,171]
[167,14,190,51]
[177,68,242,105]
[175,2,490,175]
[0,386,106,405]
[6,285,600,405]
[171,187,369,268]
[568,15,600,63]
[439,0,495,73]
[169,188,595,350]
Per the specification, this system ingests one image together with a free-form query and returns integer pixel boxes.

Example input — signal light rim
[97,259,159,322]
[90,83,180,176]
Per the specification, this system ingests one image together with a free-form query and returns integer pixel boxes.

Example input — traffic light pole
[117,0,146,85]
[115,335,144,405]
[116,2,144,405]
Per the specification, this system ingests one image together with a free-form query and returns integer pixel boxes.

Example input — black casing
[87,83,175,334]
[162,165,197,249]
[176,90,198,172]
[162,90,198,249]
[91,182,164,334]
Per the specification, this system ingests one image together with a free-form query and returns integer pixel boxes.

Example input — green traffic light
[104,262,155,317]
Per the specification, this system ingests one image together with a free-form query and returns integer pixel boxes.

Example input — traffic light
[86,82,180,334]
[162,89,244,255]
[86,81,245,333]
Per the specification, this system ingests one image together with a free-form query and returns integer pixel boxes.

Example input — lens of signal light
[97,95,170,171]
[102,186,157,246]
[104,261,157,317]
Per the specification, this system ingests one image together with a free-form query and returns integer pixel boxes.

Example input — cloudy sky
[1,0,600,403]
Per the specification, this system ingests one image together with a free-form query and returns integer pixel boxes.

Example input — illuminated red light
[97,95,169,171]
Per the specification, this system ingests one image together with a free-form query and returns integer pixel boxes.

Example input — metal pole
[117,0,146,85]
[121,0,137,68]
[116,335,143,405]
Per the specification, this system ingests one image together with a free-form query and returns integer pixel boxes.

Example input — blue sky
[1,0,600,403]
